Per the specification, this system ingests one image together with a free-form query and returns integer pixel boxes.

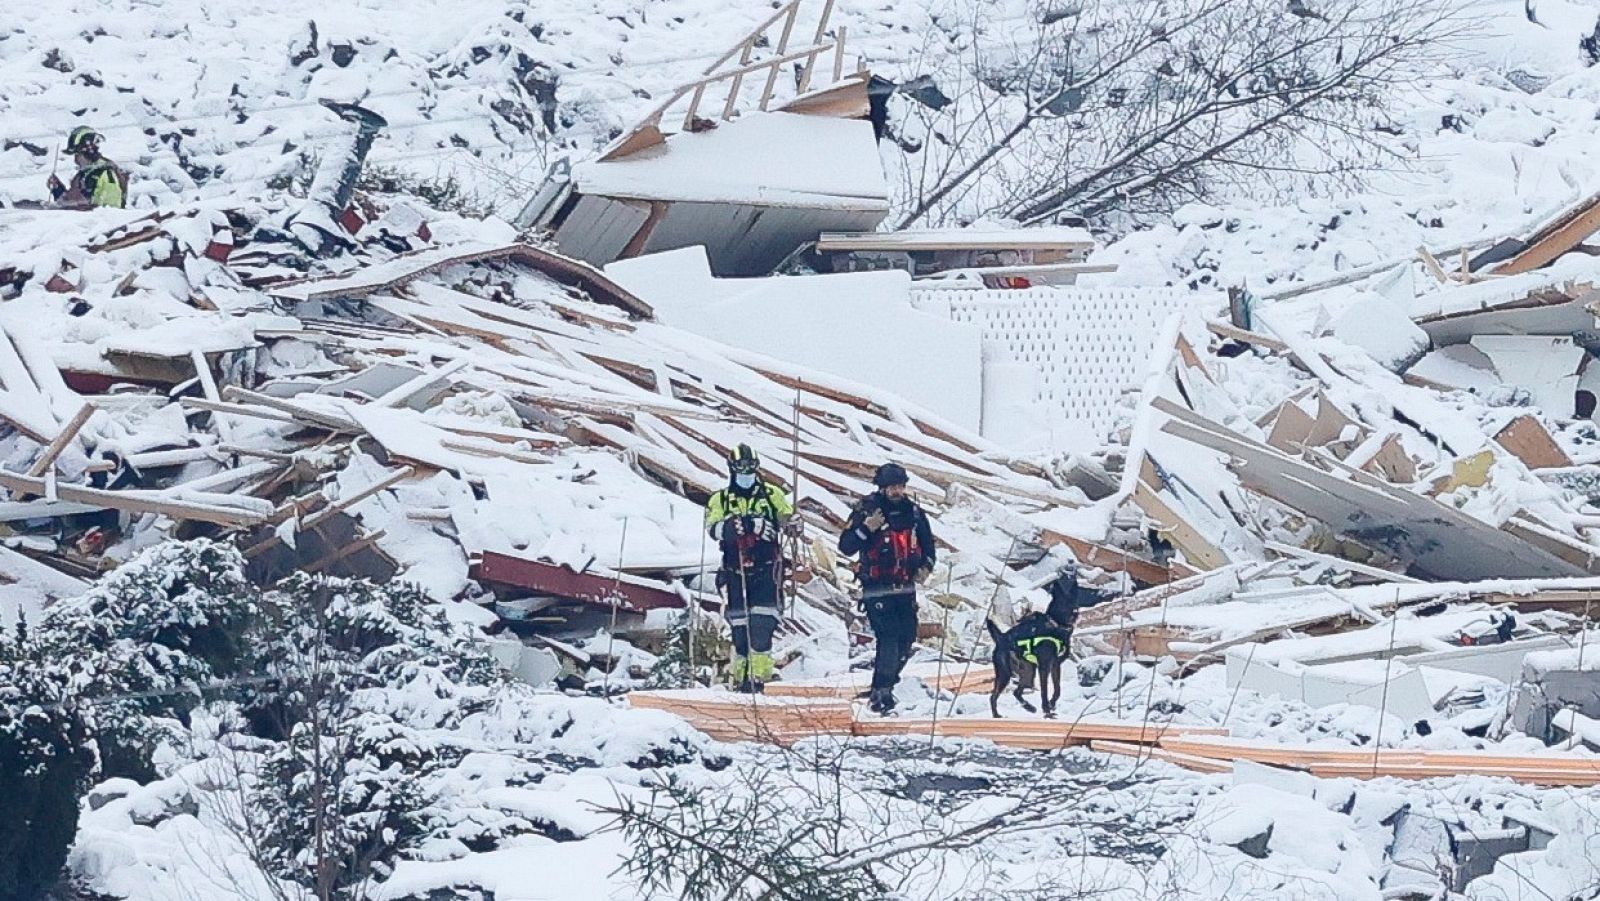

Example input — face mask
[734,472,756,489]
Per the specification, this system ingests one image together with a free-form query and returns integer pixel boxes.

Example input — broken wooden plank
[221,387,360,433]
[472,549,686,613]
[1261,540,1420,583]
[25,403,95,477]
[0,469,269,526]
[270,243,654,319]
[179,397,299,425]
[1495,190,1600,275]
[1493,415,1572,469]
[1206,320,1290,353]
[1037,528,1172,585]
[1156,396,1588,580]
[1130,478,1231,572]
[303,466,416,530]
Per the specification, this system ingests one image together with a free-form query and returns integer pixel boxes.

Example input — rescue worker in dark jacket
[704,444,792,692]
[839,462,935,714]
[48,127,129,209]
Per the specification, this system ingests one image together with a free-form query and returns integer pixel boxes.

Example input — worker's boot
[730,655,756,693]
[749,652,776,693]
[869,687,896,715]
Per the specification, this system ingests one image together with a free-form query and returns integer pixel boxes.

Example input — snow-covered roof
[572,112,889,210]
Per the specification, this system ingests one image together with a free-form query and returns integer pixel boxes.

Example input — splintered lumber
[627,691,855,745]
[1494,190,1600,275]
[1037,528,1173,585]
[247,465,418,560]
[1261,540,1420,584]
[1089,740,1235,774]
[179,397,299,425]
[1205,320,1291,354]
[0,468,269,526]
[1128,479,1230,572]
[850,717,1227,750]
[1155,396,1588,580]
[270,243,654,319]
[26,403,95,477]
[221,387,360,433]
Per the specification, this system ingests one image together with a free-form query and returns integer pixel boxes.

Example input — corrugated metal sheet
[641,200,883,276]
[553,196,650,266]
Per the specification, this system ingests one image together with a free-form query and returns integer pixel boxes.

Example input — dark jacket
[839,491,935,590]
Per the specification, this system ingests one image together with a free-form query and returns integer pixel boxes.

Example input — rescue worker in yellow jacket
[48,127,129,210]
[704,444,792,692]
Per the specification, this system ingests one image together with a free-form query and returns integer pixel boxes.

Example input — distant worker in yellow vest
[704,444,792,693]
[48,127,129,209]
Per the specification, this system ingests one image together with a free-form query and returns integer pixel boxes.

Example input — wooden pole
[1371,590,1403,777]
[603,517,630,702]
[691,514,708,689]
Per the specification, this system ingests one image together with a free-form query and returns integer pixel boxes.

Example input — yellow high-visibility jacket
[705,480,791,570]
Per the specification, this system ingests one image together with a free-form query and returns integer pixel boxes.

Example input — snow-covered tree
[891,0,1464,229]
[0,635,95,901]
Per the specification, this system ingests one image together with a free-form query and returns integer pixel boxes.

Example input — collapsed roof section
[0,200,1187,657]
[516,0,888,277]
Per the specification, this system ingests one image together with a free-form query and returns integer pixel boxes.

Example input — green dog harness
[1015,634,1065,665]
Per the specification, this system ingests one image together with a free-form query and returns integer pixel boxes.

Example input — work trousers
[724,561,781,657]
[863,589,918,691]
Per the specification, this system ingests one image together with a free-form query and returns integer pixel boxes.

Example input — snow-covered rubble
[10,0,1600,898]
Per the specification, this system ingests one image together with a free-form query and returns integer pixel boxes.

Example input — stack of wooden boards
[762,663,997,698]
[1137,735,1600,786]
[628,687,1225,749]
[629,689,1600,786]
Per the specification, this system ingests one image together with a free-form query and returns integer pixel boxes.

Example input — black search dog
[986,572,1085,719]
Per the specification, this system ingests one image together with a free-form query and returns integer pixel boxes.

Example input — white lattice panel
[912,286,1197,443]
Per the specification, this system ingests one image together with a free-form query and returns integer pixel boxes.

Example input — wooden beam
[1037,528,1171,585]
[221,387,359,433]
[302,465,416,530]
[302,529,387,575]
[1261,540,1420,583]
[1206,320,1289,353]
[179,397,299,426]
[472,550,685,613]
[1417,245,1449,283]
[1131,477,1230,571]
[26,403,95,478]
[0,469,268,526]
[1495,190,1600,275]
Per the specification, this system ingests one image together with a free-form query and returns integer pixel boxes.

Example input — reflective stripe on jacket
[76,161,127,208]
[705,481,792,569]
